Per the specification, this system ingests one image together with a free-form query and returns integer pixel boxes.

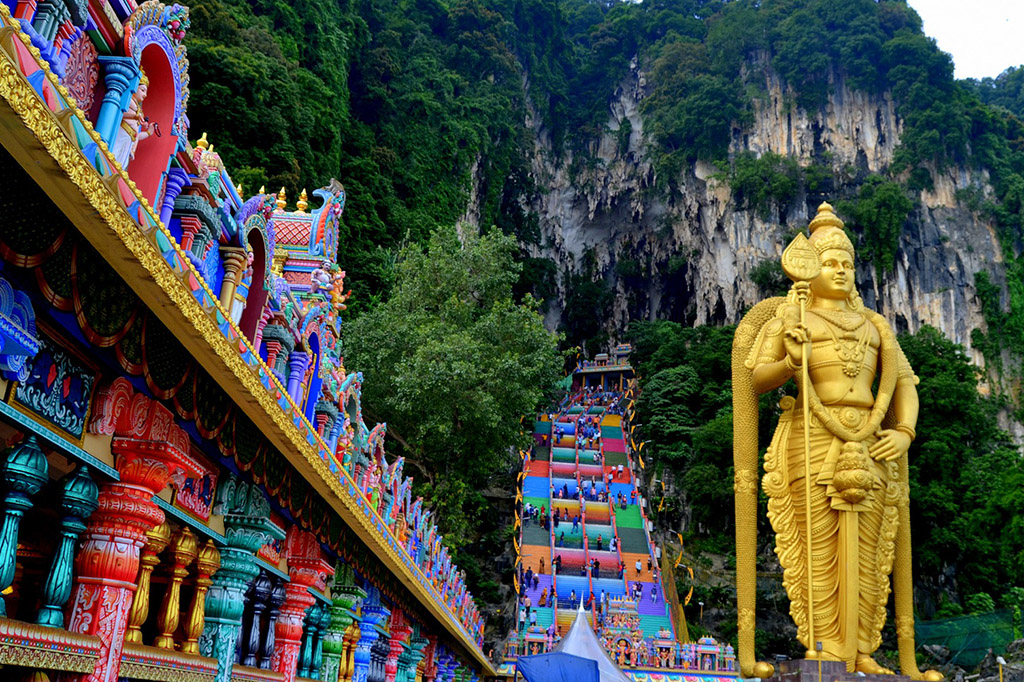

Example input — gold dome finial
[259,185,265,195]
[207,144,214,154]
[809,201,844,234]
[276,187,287,212]
[196,132,209,150]
[297,188,309,213]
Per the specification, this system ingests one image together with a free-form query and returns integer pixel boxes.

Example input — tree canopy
[343,228,563,549]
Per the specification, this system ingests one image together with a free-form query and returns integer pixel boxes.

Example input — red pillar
[385,611,412,682]
[273,527,334,682]
[423,636,438,682]
[60,378,199,682]
[179,215,203,252]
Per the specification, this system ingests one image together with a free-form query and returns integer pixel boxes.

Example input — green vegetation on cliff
[187,0,1024,312]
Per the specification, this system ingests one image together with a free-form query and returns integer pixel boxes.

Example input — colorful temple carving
[501,353,739,681]
[0,0,489,680]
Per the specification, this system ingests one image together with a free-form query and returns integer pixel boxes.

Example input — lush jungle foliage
[188,0,1024,307]
[185,0,1024,629]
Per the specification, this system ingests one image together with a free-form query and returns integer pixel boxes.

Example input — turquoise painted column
[199,478,285,682]
[311,603,332,680]
[0,435,48,616]
[298,603,320,678]
[352,588,389,682]
[399,626,427,682]
[37,465,98,627]
[95,57,139,146]
[320,562,365,682]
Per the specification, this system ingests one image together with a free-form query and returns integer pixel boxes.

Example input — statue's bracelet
[895,423,917,441]
[784,355,800,373]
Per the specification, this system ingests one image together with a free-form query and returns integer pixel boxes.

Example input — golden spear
[781,232,822,655]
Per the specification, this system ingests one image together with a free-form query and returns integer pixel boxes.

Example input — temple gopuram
[0,1,491,681]
[502,350,739,682]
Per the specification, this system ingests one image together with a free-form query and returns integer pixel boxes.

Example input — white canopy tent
[552,604,633,682]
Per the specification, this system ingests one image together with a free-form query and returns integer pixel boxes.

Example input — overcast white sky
[909,0,1024,80]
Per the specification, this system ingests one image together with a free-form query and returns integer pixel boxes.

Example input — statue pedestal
[764,659,911,682]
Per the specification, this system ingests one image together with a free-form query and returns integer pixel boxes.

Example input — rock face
[512,61,1006,363]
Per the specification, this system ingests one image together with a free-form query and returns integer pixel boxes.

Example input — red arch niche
[239,226,269,342]
[131,43,177,208]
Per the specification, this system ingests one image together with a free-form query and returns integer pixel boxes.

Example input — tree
[629,321,736,540]
[900,326,1024,601]
[838,175,914,273]
[344,227,563,546]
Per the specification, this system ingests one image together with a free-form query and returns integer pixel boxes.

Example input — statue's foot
[856,655,894,675]
[920,670,943,681]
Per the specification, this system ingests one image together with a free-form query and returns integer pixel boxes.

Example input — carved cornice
[230,664,286,682]
[0,13,489,673]
[0,617,101,672]
[173,194,221,235]
[119,641,218,682]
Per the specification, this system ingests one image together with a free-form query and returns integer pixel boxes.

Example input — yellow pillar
[155,527,198,649]
[219,248,248,310]
[181,539,221,654]
[125,522,171,643]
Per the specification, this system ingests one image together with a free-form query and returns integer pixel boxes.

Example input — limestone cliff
[508,61,1005,367]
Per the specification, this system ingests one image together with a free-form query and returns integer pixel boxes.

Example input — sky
[909,0,1024,80]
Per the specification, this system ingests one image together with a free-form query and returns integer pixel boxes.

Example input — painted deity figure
[732,203,942,679]
[367,465,382,510]
[112,73,153,169]
[310,266,333,294]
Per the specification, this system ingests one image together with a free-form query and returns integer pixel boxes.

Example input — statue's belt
[784,404,889,511]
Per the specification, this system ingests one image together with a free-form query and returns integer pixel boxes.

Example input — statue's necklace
[811,309,870,377]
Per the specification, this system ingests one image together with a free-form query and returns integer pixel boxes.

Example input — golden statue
[732,203,941,680]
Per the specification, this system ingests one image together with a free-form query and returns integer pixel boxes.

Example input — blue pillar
[95,57,139,147]
[160,168,191,226]
[352,589,389,682]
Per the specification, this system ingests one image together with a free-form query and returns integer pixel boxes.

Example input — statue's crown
[808,202,854,258]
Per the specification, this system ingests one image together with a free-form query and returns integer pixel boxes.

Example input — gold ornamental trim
[0,9,489,674]
[119,642,218,682]
[231,664,287,682]
[0,617,102,673]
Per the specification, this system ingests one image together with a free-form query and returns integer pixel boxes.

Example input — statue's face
[811,248,855,300]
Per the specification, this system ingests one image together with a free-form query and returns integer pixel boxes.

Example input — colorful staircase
[520,376,675,648]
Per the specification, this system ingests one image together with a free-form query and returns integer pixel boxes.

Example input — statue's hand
[782,306,811,368]
[869,429,912,461]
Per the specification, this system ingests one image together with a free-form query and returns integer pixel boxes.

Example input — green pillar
[199,477,285,682]
[299,603,319,678]
[321,562,366,682]
[37,465,98,627]
[311,603,332,679]
[402,628,428,682]
[0,436,48,616]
